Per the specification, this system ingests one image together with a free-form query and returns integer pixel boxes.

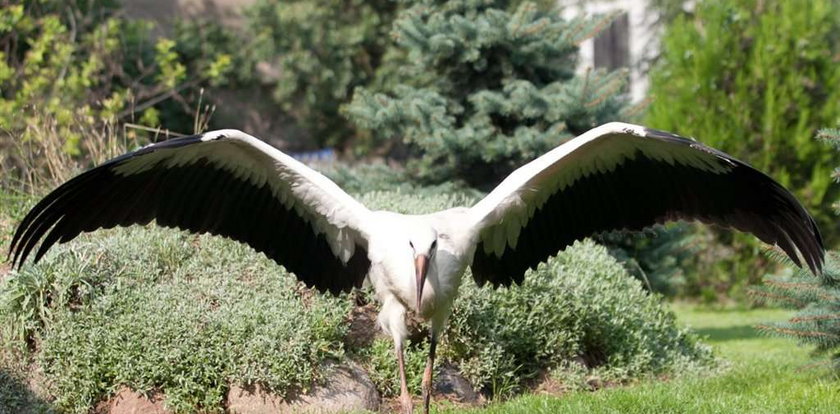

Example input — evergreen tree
[245,0,402,149]
[644,0,840,296]
[346,0,628,188]
[646,0,840,235]
[754,127,840,372]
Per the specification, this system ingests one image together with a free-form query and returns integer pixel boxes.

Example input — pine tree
[346,0,628,188]
[245,0,402,148]
[753,127,840,372]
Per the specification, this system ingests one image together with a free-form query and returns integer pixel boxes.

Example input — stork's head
[408,226,438,311]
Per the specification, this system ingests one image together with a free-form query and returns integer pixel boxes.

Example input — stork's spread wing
[9,130,372,294]
[468,122,824,287]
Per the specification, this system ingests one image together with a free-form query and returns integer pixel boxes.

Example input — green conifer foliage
[755,128,840,372]
[646,0,840,234]
[245,0,401,148]
[346,0,628,187]
[755,250,840,371]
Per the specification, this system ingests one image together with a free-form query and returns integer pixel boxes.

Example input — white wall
[559,0,661,103]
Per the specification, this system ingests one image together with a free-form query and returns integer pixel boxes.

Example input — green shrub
[445,240,714,396]
[323,162,416,194]
[2,228,350,413]
[0,2,234,188]
[355,187,481,214]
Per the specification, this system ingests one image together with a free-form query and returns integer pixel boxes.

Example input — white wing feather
[115,129,372,262]
[469,122,732,257]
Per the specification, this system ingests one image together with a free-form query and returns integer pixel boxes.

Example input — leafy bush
[347,0,629,187]
[355,186,482,214]
[0,1,234,188]
[445,240,714,396]
[1,227,350,413]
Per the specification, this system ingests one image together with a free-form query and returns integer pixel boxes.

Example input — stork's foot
[399,392,414,414]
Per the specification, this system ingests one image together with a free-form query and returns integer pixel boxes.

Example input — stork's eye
[409,241,414,249]
[431,240,437,250]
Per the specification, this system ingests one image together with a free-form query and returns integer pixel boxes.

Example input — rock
[434,364,480,405]
[296,362,380,412]
[227,361,380,413]
[106,387,171,414]
[345,304,381,349]
[227,383,285,414]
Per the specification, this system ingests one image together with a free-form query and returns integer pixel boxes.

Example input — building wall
[559,0,661,103]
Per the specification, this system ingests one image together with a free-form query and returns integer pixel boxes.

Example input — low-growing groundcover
[0,190,714,412]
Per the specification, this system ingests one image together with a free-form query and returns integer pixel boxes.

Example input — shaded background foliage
[245,0,403,149]
[0,0,236,190]
[1,0,836,299]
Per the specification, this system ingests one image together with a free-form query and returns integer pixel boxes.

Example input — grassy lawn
[448,304,839,414]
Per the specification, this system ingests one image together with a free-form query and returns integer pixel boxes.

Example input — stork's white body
[366,209,477,345]
[10,122,825,414]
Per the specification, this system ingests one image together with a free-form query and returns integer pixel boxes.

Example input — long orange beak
[415,255,429,311]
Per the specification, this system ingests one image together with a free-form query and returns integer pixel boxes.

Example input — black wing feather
[472,128,824,287]
[9,135,370,295]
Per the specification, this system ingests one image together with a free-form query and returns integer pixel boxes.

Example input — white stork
[9,122,824,413]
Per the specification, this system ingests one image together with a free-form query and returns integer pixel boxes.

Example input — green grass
[449,304,840,413]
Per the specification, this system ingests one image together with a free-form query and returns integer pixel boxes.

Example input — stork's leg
[378,296,413,413]
[396,342,413,414]
[421,332,437,414]
[422,315,447,414]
